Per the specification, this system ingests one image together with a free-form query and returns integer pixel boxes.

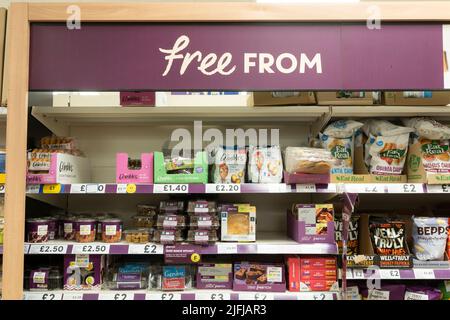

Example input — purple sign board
[164,244,202,264]
[29,23,445,90]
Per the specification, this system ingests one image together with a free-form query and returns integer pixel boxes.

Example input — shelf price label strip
[347,268,445,280]
[28,244,69,254]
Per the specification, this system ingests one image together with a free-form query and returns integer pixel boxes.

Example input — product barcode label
[153,184,188,193]
[216,243,237,254]
[296,184,316,193]
[344,184,384,193]
[99,293,134,301]
[239,293,274,300]
[62,292,84,300]
[413,269,435,279]
[116,184,128,193]
[352,269,366,279]
[26,185,41,194]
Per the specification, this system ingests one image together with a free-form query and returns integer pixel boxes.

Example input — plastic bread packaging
[153,229,185,244]
[322,120,364,139]
[362,119,414,137]
[412,217,449,261]
[284,147,338,174]
[212,145,247,183]
[248,145,283,183]
[40,136,77,151]
[402,117,450,140]
[159,201,184,214]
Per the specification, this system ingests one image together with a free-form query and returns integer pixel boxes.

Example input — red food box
[300,257,336,270]
[287,256,301,292]
[299,279,338,292]
[300,269,337,280]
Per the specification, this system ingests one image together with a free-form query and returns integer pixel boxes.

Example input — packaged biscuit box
[233,262,286,292]
[212,146,247,184]
[220,204,256,242]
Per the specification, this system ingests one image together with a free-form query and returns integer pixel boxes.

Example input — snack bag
[363,120,413,137]
[334,215,359,255]
[248,145,283,183]
[412,217,449,261]
[414,136,450,173]
[320,134,354,174]
[367,133,410,175]
[403,118,450,140]
[369,218,407,255]
[212,146,247,184]
[322,120,364,139]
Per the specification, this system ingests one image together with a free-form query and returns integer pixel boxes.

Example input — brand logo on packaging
[421,143,448,155]
[379,149,406,160]
[331,145,351,160]
[59,161,74,173]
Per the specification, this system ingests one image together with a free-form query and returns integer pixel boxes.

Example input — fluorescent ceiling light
[257,0,360,3]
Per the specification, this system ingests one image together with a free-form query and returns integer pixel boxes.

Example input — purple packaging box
[63,254,104,290]
[283,171,330,184]
[29,269,50,291]
[287,208,335,244]
[120,91,155,106]
[196,264,233,290]
[233,262,286,292]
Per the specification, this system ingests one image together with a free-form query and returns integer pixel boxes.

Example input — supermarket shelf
[25,233,338,255]
[346,268,450,280]
[31,106,330,135]
[331,105,450,119]
[23,289,339,301]
[22,182,450,195]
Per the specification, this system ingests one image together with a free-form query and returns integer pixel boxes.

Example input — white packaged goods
[155,92,253,107]
[53,92,120,107]
[412,217,449,261]
[247,145,283,183]
[403,117,450,140]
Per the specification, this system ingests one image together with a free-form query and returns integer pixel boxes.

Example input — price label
[99,293,133,301]
[146,293,182,300]
[344,184,384,193]
[196,292,231,300]
[24,244,30,254]
[72,244,110,254]
[206,184,240,193]
[239,293,274,300]
[0,184,5,193]
[29,244,67,254]
[427,184,450,193]
[317,184,337,193]
[216,243,237,254]
[413,269,435,279]
[24,292,63,300]
[296,184,316,193]
[62,292,84,300]
[345,269,354,280]
[116,184,128,193]
[71,184,87,194]
[387,184,423,194]
[86,184,106,194]
[43,184,61,194]
[312,293,329,300]
[154,184,188,194]
[26,185,41,194]
[128,244,162,254]
[352,269,365,279]
[380,269,401,279]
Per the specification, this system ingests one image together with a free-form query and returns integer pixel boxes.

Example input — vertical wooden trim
[2,3,29,300]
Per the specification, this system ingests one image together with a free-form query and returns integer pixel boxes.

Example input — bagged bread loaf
[284,147,336,174]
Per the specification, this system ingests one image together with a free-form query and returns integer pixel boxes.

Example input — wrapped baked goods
[123,228,154,243]
[322,120,364,139]
[403,117,450,140]
[188,214,220,230]
[248,145,283,183]
[153,229,185,244]
[187,229,219,245]
[284,147,336,174]
[412,217,449,261]
[159,201,184,214]
[187,200,217,214]
[220,204,256,242]
[212,146,247,184]
[156,214,187,229]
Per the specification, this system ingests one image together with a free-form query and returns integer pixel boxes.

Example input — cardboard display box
[316,91,374,106]
[406,139,450,184]
[383,91,450,106]
[347,214,413,269]
[253,91,316,106]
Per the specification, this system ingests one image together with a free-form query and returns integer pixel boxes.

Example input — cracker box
[383,91,450,106]
[162,265,187,291]
[63,255,104,290]
[220,204,256,242]
[316,91,374,106]
[196,264,233,290]
[233,262,286,292]
[253,91,316,106]
[287,204,335,244]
